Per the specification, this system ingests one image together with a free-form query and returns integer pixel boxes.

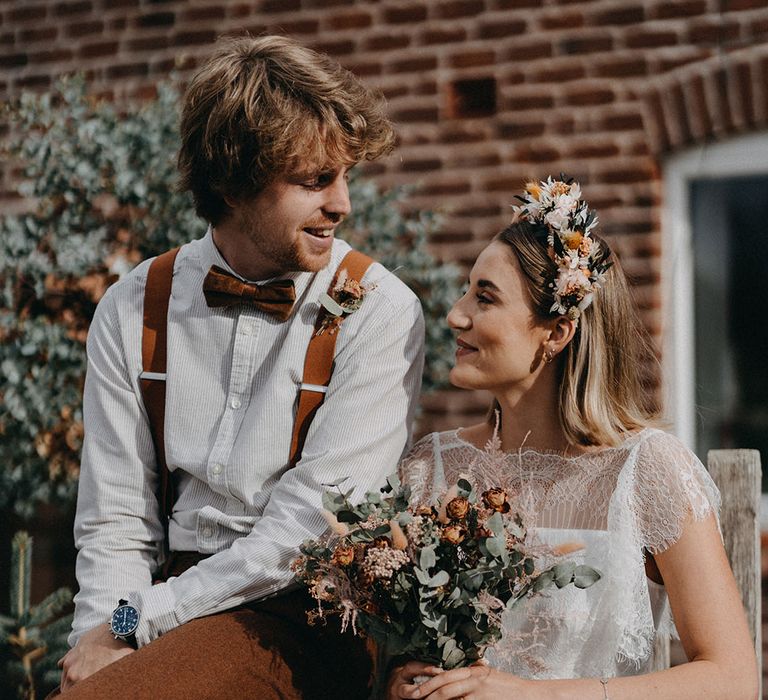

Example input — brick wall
[2,0,768,434]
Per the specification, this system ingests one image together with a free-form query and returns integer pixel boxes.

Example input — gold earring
[544,348,553,364]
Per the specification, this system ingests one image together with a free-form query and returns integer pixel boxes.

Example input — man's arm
[128,285,425,646]
[69,282,164,646]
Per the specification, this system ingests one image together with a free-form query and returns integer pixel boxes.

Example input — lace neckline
[450,427,651,462]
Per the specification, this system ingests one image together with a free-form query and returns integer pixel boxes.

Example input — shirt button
[241,324,253,336]
[211,463,223,475]
[231,398,241,409]
[202,527,214,538]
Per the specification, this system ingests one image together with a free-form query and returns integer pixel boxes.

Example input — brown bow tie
[202,266,296,321]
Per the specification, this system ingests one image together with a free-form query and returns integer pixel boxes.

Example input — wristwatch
[108,599,140,649]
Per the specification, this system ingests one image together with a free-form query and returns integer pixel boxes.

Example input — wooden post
[708,449,762,697]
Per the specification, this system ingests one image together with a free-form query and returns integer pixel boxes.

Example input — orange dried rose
[445,496,470,521]
[482,487,511,513]
[341,279,363,300]
[332,546,355,567]
[441,524,467,545]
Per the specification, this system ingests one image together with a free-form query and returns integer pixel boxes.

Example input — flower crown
[511,175,612,323]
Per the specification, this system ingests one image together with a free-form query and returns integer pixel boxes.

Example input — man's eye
[304,173,333,189]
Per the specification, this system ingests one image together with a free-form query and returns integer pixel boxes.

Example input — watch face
[111,604,139,636]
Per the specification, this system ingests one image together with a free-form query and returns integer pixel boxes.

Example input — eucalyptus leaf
[574,565,602,589]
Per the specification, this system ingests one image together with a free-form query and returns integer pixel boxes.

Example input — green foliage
[0,75,461,519]
[0,532,73,699]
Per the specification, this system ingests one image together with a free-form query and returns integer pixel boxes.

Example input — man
[58,35,424,698]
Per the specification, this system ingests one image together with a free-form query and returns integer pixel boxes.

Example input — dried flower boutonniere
[316,270,376,336]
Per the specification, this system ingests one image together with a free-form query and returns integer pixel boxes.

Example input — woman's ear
[548,316,577,354]
[223,194,238,209]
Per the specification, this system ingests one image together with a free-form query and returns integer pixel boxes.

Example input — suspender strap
[288,250,374,467]
[139,248,180,550]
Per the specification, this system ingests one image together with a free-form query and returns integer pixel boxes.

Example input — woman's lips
[455,338,477,358]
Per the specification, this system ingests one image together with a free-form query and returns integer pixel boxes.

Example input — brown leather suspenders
[139,249,374,546]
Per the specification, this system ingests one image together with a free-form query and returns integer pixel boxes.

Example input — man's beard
[241,212,332,276]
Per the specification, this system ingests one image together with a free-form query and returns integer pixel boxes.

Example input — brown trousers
[52,554,374,700]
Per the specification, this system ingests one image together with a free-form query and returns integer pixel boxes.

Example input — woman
[388,177,757,700]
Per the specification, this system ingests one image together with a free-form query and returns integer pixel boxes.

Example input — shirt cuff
[129,582,179,647]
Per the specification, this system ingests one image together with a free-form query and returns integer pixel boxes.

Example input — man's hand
[58,623,135,691]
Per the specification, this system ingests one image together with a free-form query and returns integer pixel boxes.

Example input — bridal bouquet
[292,474,601,669]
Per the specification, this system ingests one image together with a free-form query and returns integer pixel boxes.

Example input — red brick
[514,144,560,163]
[495,0,541,7]
[128,36,169,52]
[105,0,139,7]
[364,34,411,51]
[66,20,103,38]
[571,143,620,159]
[184,6,226,22]
[723,0,767,9]
[19,27,59,43]
[304,0,354,6]
[626,30,678,49]
[9,6,47,22]
[644,89,671,153]
[531,63,586,83]
[229,3,252,18]
[327,11,372,30]
[592,5,645,25]
[392,106,439,122]
[506,93,555,110]
[400,158,442,172]
[654,0,708,19]
[261,0,301,11]
[477,19,527,39]
[602,112,644,131]
[734,62,756,127]
[172,30,217,47]
[565,87,615,106]
[345,61,382,77]
[136,11,175,28]
[421,27,467,44]
[28,48,73,64]
[667,81,693,145]
[596,167,653,184]
[452,204,502,218]
[450,50,495,69]
[657,48,712,72]
[53,1,91,16]
[109,17,128,31]
[381,85,408,100]
[0,53,29,68]
[440,126,486,143]
[436,0,485,19]
[500,40,552,60]
[384,5,428,23]
[497,120,546,139]
[415,80,438,96]
[560,35,613,55]
[106,62,149,79]
[418,180,471,196]
[271,20,319,34]
[595,56,648,78]
[392,55,437,73]
[748,17,768,37]
[311,39,355,56]
[456,152,501,168]
[688,20,740,44]
[78,41,118,59]
[540,11,583,29]
[685,73,713,140]
[14,74,51,90]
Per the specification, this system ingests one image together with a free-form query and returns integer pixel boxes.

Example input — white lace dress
[398,427,720,680]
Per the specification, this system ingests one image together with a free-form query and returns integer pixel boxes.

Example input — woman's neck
[493,373,574,454]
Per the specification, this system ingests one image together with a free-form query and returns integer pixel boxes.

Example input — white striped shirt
[69,230,424,647]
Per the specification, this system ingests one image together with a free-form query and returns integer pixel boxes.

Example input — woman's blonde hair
[493,220,661,446]
[178,35,396,224]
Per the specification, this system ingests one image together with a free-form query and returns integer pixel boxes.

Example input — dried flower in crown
[511,175,613,324]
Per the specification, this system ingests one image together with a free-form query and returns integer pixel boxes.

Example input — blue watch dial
[110,604,139,636]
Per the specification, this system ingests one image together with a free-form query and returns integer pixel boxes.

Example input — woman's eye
[476,294,493,305]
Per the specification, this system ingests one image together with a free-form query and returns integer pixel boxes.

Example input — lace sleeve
[398,432,443,505]
[632,430,721,555]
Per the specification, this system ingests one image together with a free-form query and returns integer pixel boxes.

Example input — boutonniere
[316,270,376,336]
